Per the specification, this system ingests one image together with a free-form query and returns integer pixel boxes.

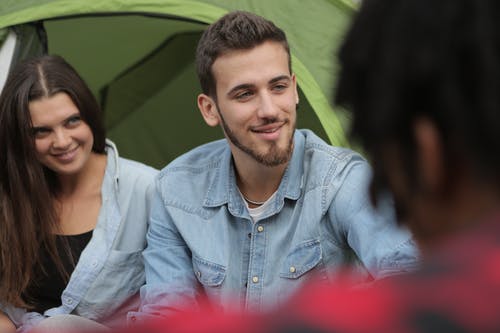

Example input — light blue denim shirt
[1,140,158,332]
[130,129,418,323]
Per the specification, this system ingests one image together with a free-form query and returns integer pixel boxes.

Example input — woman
[0,55,158,332]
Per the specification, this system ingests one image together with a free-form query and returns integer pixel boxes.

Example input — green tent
[0,0,355,168]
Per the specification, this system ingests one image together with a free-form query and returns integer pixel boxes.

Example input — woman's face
[29,92,94,176]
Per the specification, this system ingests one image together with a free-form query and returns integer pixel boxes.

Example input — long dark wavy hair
[0,55,106,307]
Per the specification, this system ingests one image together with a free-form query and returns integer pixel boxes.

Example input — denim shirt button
[289,266,296,273]
[196,271,201,278]
[66,298,73,305]
[252,276,259,283]
[257,225,264,232]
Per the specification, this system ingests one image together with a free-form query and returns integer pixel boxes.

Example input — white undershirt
[239,190,278,223]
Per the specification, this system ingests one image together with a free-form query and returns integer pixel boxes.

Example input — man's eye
[273,84,288,91]
[235,91,253,100]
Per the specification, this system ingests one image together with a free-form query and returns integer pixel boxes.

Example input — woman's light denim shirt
[131,130,419,323]
[1,140,158,332]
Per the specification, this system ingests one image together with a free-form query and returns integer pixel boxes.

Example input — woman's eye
[32,128,50,138]
[66,116,82,127]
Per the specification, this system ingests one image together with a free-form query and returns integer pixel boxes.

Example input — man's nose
[257,92,279,119]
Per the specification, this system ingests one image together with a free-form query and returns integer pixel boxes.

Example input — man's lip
[251,121,285,133]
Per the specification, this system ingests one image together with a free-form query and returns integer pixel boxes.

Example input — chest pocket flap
[192,255,226,287]
[280,239,322,279]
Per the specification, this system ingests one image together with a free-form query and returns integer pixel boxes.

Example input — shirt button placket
[247,223,266,311]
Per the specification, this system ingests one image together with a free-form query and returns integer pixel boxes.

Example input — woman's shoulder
[104,139,158,180]
[118,157,158,181]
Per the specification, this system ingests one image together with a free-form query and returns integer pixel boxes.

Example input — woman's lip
[52,146,78,162]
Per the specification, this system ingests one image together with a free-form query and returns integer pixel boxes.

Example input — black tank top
[23,230,93,313]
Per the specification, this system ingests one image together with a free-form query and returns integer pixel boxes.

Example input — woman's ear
[414,117,445,194]
[197,93,220,127]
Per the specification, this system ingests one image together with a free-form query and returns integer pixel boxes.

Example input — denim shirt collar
[104,139,120,191]
[98,139,121,245]
[203,130,305,215]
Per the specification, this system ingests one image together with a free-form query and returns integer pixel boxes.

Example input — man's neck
[233,154,288,205]
[415,175,500,254]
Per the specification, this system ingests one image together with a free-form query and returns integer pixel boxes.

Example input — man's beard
[217,107,294,167]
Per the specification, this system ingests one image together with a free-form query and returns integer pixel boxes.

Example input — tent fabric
[0,0,356,168]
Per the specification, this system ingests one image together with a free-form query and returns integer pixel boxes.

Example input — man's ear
[197,93,220,127]
[292,73,299,104]
[414,117,445,194]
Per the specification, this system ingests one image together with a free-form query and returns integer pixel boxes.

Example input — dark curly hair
[335,0,500,203]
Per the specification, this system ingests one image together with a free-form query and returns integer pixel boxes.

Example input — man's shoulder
[299,129,366,167]
[157,138,228,182]
[153,139,229,209]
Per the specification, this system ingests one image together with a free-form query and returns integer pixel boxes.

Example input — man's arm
[128,185,200,325]
[329,160,419,278]
[0,311,16,333]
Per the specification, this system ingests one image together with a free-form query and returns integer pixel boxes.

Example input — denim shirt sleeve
[329,160,419,279]
[127,184,199,325]
[0,303,44,333]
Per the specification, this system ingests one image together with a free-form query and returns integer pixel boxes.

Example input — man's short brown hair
[196,11,291,99]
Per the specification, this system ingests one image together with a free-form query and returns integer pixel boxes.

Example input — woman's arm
[0,311,16,333]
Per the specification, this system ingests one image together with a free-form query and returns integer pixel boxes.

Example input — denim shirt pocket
[280,239,322,279]
[192,255,226,286]
[192,255,226,306]
[76,249,144,321]
[278,239,324,305]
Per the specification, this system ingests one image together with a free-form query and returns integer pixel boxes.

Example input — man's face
[209,41,298,167]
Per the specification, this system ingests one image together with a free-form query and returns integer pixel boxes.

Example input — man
[128,11,417,324]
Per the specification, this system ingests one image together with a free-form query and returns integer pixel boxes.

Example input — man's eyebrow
[269,75,291,84]
[227,83,254,97]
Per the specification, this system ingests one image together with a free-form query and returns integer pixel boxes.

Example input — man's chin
[252,148,292,167]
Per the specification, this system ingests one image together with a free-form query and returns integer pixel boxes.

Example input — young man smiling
[128,11,418,323]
